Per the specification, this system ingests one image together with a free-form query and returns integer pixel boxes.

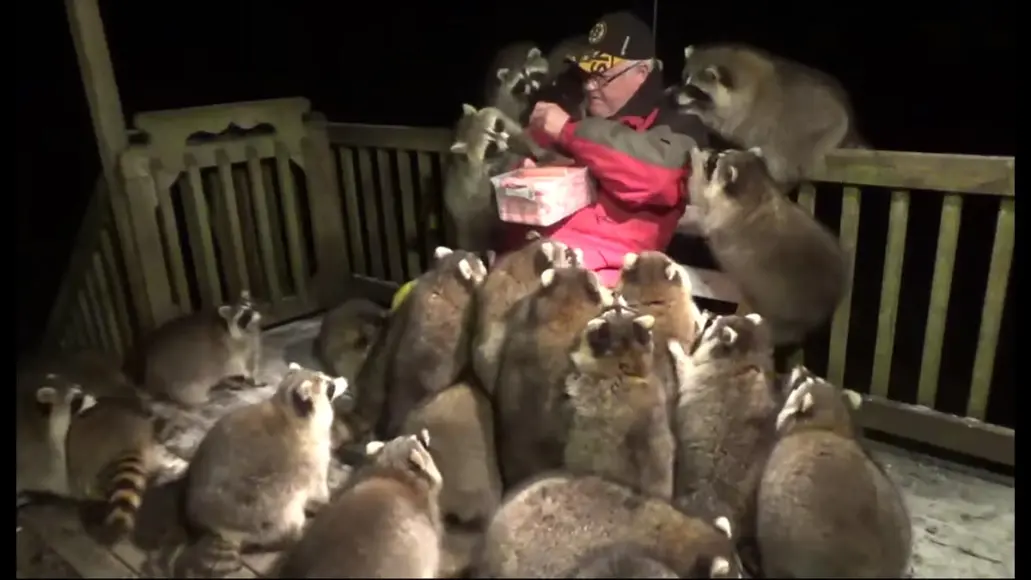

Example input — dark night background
[17,3,1014,428]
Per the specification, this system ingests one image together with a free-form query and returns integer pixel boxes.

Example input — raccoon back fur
[345,247,487,441]
[675,43,865,188]
[274,430,443,578]
[667,313,780,541]
[564,307,675,499]
[567,543,680,578]
[493,266,614,489]
[474,473,741,578]
[400,381,502,529]
[757,366,912,578]
[472,235,582,394]
[166,364,346,577]
[688,147,847,346]
[315,298,386,382]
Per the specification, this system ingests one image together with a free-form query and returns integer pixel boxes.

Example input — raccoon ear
[540,268,556,287]
[77,393,98,414]
[717,162,739,186]
[800,391,815,414]
[290,380,318,417]
[572,248,584,266]
[745,312,763,325]
[485,250,497,269]
[632,315,654,346]
[526,47,542,59]
[434,246,454,261]
[664,263,681,282]
[416,428,431,448]
[718,325,738,345]
[747,146,764,159]
[449,141,469,154]
[787,364,809,391]
[239,289,251,301]
[35,386,58,405]
[365,440,386,455]
[713,516,733,538]
[622,252,639,270]
[633,314,655,331]
[217,305,233,320]
[288,362,302,371]
[525,230,543,241]
[843,389,863,410]
[710,557,731,577]
[461,103,477,116]
[683,45,694,59]
[408,444,437,478]
[458,259,475,281]
[330,377,349,399]
[495,68,510,81]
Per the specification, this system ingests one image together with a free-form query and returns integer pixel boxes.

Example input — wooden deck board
[22,314,1014,579]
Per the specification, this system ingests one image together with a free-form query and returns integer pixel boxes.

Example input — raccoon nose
[493,118,506,134]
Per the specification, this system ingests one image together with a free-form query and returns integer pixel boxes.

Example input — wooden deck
[17,316,1015,578]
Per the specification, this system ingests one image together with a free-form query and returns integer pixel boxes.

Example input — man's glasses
[584,62,644,90]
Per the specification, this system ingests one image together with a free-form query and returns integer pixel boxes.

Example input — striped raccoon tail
[96,448,150,544]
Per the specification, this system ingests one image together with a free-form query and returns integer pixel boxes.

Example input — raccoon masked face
[364,429,443,489]
[679,45,736,112]
[776,365,864,436]
[450,105,511,162]
[689,313,772,362]
[698,147,771,201]
[218,289,263,334]
[497,47,550,97]
[574,308,656,377]
[617,251,693,306]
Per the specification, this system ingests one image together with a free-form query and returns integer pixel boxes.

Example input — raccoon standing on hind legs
[154,364,346,577]
[757,366,912,578]
[687,147,847,349]
[675,43,866,188]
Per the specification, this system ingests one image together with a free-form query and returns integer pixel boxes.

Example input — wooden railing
[41,99,1014,468]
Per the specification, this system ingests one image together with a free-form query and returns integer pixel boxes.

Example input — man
[509,10,715,286]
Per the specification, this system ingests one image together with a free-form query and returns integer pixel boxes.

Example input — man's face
[583,60,650,118]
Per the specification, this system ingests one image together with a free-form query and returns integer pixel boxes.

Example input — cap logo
[588,22,606,44]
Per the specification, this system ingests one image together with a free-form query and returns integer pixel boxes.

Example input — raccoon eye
[493,118,506,134]
[325,381,337,400]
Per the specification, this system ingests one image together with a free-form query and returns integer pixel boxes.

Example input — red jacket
[501,73,715,286]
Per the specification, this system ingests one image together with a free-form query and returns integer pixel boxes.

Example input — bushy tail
[97,448,150,543]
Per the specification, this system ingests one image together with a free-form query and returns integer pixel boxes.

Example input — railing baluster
[231,164,264,299]
[153,159,189,315]
[275,143,308,298]
[83,262,114,355]
[356,147,385,280]
[76,290,100,349]
[216,149,250,298]
[395,150,423,279]
[337,147,368,276]
[967,198,1015,420]
[376,149,405,283]
[827,186,861,386]
[796,183,817,215]
[917,194,962,407]
[92,249,125,358]
[182,154,223,308]
[99,231,133,354]
[870,190,910,398]
[415,152,438,266]
[245,147,282,302]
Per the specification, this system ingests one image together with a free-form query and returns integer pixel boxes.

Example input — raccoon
[315,298,386,382]
[20,349,137,400]
[757,366,912,578]
[494,266,614,489]
[687,147,847,347]
[667,313,779,534]
[471,235,582,394]
[17,382,97,503]
[615,250,704,411]
[344,247,487,442]
[674,43,865,187]
[567,544,680,578]
[136,289,263,407]
[273,430,443,578]
[474,473,741,578]
[446,104,554,252]
[564,308,675,499]
[537,35,588,120]
[163,364,346,577]
[399,381,501,530]
[64,396,172,544]
[486,42,551,123]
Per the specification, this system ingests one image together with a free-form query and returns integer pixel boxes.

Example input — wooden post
[65,0,151,333]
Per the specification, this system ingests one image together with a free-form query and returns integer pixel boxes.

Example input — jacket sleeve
[554,115,705,209]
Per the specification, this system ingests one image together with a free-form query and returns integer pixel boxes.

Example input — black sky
[17,1,1015,354]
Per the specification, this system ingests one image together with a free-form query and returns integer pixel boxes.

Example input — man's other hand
[529,102,571,140]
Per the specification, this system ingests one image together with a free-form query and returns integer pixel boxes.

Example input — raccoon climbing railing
[42,108,1014,468]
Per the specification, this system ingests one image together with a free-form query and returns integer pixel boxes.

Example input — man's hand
[529,102,571,140]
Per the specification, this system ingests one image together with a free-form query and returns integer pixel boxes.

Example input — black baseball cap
[573,11,656,74]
